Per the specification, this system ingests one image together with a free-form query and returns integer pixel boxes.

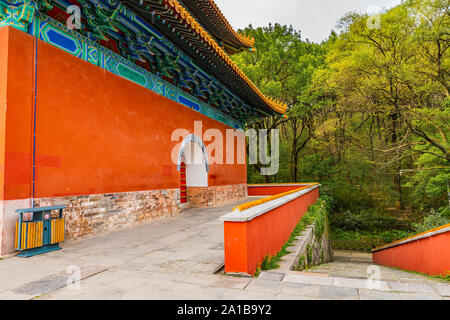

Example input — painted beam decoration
[0,0,281,128]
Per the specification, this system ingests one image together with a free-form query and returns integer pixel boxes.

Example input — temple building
[0,0,287,256]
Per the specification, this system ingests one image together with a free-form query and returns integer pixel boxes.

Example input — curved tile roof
[125,0,288,115]
[179,0,255,54]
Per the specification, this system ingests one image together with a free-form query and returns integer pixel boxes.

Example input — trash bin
[15,206,66,257]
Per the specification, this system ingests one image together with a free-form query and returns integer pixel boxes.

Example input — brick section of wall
[187,184,247,208]
[33,189,181,240]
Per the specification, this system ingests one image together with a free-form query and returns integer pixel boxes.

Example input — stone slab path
[0,199,448,300]
[263,251,450,300]
[304,251,447,284]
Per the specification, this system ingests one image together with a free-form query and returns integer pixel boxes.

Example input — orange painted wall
[224,188,319,275]
[0,27,8,201]
[0,26,247,200]
[1,27,35,201]
[372,231,450,277]
[248,185,311,196]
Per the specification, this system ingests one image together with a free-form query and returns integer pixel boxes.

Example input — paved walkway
[0,199,448,300]
[305,251,447,283]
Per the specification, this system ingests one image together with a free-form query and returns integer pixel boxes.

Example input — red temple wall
[0,26,7,201]
[0,26,247,201]
[372,230,450,277]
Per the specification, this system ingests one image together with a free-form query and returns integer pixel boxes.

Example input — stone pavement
[304,251,447,284]
[267,251,450,300]
[0,199,448,300]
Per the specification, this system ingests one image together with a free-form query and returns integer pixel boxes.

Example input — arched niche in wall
[177,134,209,187]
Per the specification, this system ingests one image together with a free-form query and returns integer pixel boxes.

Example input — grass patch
[259,197,330,272]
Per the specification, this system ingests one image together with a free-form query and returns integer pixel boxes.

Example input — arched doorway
[177,134,209,204]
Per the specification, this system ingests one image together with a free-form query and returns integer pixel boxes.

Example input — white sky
[214,0,402,43]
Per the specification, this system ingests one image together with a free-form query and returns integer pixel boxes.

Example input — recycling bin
[15,206,66,257]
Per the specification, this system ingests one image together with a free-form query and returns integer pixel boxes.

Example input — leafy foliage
[235,1,449,234]
[332,229,412,245]
[413,207,450,233]
[331,209,411,233]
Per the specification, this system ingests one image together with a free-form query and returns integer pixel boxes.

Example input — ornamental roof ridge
[166,0,287,115]
[185,0,255,50]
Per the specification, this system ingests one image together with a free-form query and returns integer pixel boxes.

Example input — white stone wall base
[0,199,32,257]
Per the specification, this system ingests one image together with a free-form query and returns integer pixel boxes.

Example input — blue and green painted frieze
[0,0,261,128]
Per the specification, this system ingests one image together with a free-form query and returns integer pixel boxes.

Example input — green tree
[233,24,327,182]
[237,0,449,226]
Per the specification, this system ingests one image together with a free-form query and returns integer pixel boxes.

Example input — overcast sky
[214,0,402,43]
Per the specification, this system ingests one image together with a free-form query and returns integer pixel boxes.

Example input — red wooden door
[180,162,187,204]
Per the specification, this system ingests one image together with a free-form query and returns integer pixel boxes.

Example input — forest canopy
[233,0,449,245]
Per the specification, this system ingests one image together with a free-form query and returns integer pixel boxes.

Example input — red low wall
[247,184,313,196]
[372,225,450,277]
[223,185,320,275]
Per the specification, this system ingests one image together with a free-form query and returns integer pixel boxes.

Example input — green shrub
[331,206,450,251]
[330,208,411,233]
[331,228,413,250]
[261,255,279,270]
[306,244,313,262]
[413,207,450,233]
[379,230,413,243]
